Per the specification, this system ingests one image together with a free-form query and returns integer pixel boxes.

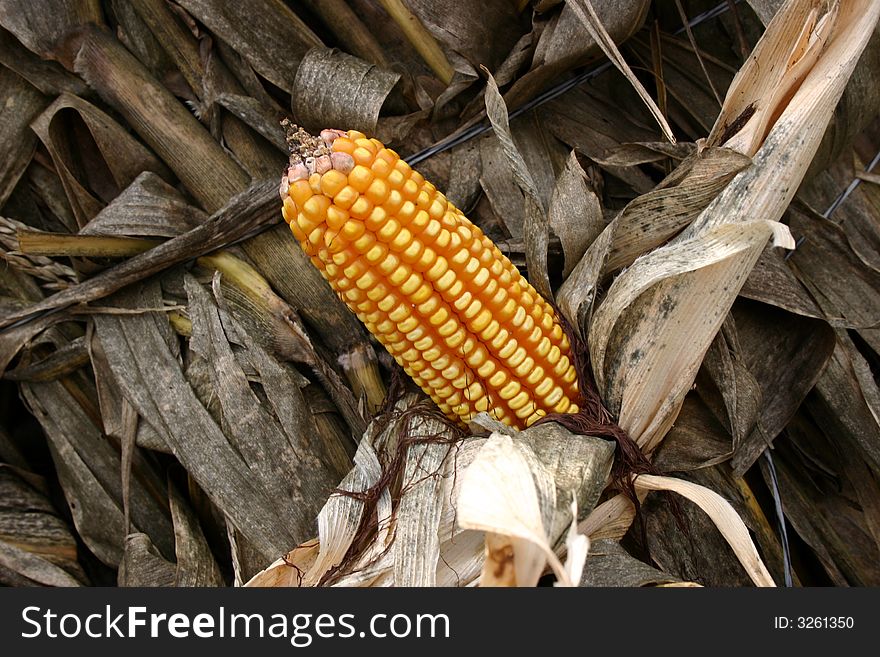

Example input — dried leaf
[245,540,319,588]
[0,313,73,376]
[598,141,696,167]
[0,0,103,66]
[300,415,393,586]
[187,275,339,538]
[582,538,682,587]
[226,524,272,585]
[548,152,604,278]
[505,0,650,107]
[708,0,874,163]
[0,179,278,331]
[0,27,89,97]
[169,479,224,586]
[0,538,83,587]
[590,219,794,452]
[710,2,835,154]
[405,0,521,75]
[556,226,613,332]
[125,0,213,105]
[94,281,307,560]
[110,0,176,85]
[484,71,551,299]
[579,493,636,542]
[739,245,823,318]
[651,393,733,472]
[3,334,89,382]
[292,47,401,136]
[642,467,757,586]
[761,413,880,585]
[216,93,286,151]
[626,34,733,137]
[478,135,525,236]
[491,31,536,89]
[81,172,207,238]
[539,88,659,195]
[175,0,322,91]
[301,0,389,69]
[634,474,775,587]
[445,140,483,210]
[568,0,676,144]
[592,0,878,463]
[73,27,250,213]
[30,92,171,227]
[457,434,568,587]
[393,416,455,586]
[20,377,174,567]
[558,146,751,333]
[0,67,46,209]
[118,533,176,587]
[201,249,374,428]
[0,466,85,586]
[787,202,880,353]
[560,498,589,587]
[811,333,880,473]
[601,146,752,274]
[725,301,835,475]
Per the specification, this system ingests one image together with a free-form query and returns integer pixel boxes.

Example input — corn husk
[576,0,879,552]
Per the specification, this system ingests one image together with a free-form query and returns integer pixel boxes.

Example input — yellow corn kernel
[333,185,359,210]
[349,196,373,220]
[340,219,365,241]
[326,206,348,231]
[289,180,312,207]
[366,178,390,205]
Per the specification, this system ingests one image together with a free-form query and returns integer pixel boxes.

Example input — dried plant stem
[167,311,192,337]
[0,180,278,331]
[378,0,455,84]
[303,0,390,68]
[73,26,250,214]
[17,230,161,257]
[338,344,387,415]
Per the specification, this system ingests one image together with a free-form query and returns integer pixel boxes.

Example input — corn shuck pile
[1,0,879,591]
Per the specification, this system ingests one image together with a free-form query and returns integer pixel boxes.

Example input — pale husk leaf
[590,0,879,458]
[392,415,456,587]
[457,433,571,587]
[633,474,775,587]
[590,220,794,452]
[300,428,386,587]
[558,497,590,587]
[548,151,605,279]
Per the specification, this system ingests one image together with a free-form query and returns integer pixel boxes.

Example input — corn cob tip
[281,120,354,188]
[282,119,328,162]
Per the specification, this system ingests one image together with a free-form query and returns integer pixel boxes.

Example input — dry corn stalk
[278,123,580,429]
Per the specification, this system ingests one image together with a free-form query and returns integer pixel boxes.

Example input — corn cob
[279,124,579,429]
